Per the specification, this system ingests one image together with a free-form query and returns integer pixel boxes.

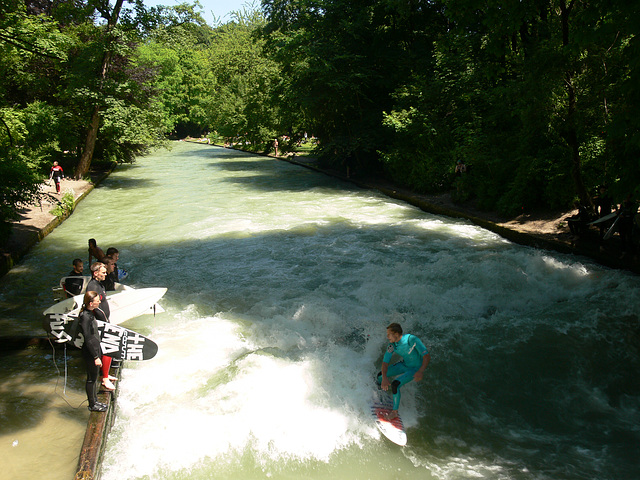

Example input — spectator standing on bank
[50,161,64,194]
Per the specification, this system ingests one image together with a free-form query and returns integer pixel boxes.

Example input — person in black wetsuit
[87,262,110,318]
[101,255,117,292]
[69,258,84,276]
[87,262,116,391]
[79,291,108,412]
[106,247,124,281]
[64,259,85,297]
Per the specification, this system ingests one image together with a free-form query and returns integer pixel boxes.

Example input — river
[1,141,639,479]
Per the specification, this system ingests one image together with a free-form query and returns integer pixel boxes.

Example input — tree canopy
[1,0,638,244]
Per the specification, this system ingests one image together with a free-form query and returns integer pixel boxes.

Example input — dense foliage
[0,0,166,242]
[1,0,638,244]
[261,0,640,215]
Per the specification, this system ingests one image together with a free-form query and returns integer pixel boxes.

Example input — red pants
[101,355,112,379]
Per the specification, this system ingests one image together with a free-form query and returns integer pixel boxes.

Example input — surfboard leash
[47,335,88,409]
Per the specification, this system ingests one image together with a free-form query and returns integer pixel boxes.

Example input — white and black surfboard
[45,312,158,361]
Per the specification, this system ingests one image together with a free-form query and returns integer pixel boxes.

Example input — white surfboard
[44,287,166,325]
[589,211,618,226]
[603,214,621,240]
[106,287,166,324]
[370,390,407,446]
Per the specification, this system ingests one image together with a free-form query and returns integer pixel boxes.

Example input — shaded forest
[1,0,639,243]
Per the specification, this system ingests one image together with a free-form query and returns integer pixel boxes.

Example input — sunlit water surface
[1,142,639,480]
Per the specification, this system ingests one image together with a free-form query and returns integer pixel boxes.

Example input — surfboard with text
[45,312,158,361]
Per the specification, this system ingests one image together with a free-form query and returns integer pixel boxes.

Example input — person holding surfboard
[79,291,108,412]
[87,262,117,391]
[63,258,85,297]
[377,323,430,421]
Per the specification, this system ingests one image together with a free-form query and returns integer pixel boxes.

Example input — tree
[74,0,125,179]
[0,1,70,243]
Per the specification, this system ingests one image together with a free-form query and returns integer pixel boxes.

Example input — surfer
[69,258,84,276]
[87,262,117,391]
[79,291,109,412]
[106,247,125,281]
[64,258,85,297]
[88,238,105,265]
[88,262,110,318]
[101,255,117,291]
[376,323,430,421]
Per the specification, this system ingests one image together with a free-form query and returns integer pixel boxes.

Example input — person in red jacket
[50,161,64,194]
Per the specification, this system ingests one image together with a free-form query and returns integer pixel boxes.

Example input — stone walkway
[1,171,109,277]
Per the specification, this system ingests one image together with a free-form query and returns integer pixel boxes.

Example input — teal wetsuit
[377,334,429,410]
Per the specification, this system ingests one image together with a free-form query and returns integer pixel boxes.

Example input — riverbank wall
[74,366,121,480]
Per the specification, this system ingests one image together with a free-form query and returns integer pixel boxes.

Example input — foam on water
[102,312,378,479]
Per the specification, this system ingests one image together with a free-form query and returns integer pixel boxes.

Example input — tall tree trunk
[559,0,591,207]
[75,105,101,179]
[565,74,590,204]
[73,0,124,179]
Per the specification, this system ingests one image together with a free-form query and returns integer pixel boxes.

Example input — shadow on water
[206,159,277,172]
[96,177,157,190]
[204,156,352,194]
[220,172,353,193]
[93,164,156,190]
[0,347,87,435]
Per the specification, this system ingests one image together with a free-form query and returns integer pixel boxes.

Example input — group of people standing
[67,239,123,411]
[593,186,638,258]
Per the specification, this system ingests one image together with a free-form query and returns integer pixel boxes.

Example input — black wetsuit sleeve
[79,311,101,359]
[87,278,110,319]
